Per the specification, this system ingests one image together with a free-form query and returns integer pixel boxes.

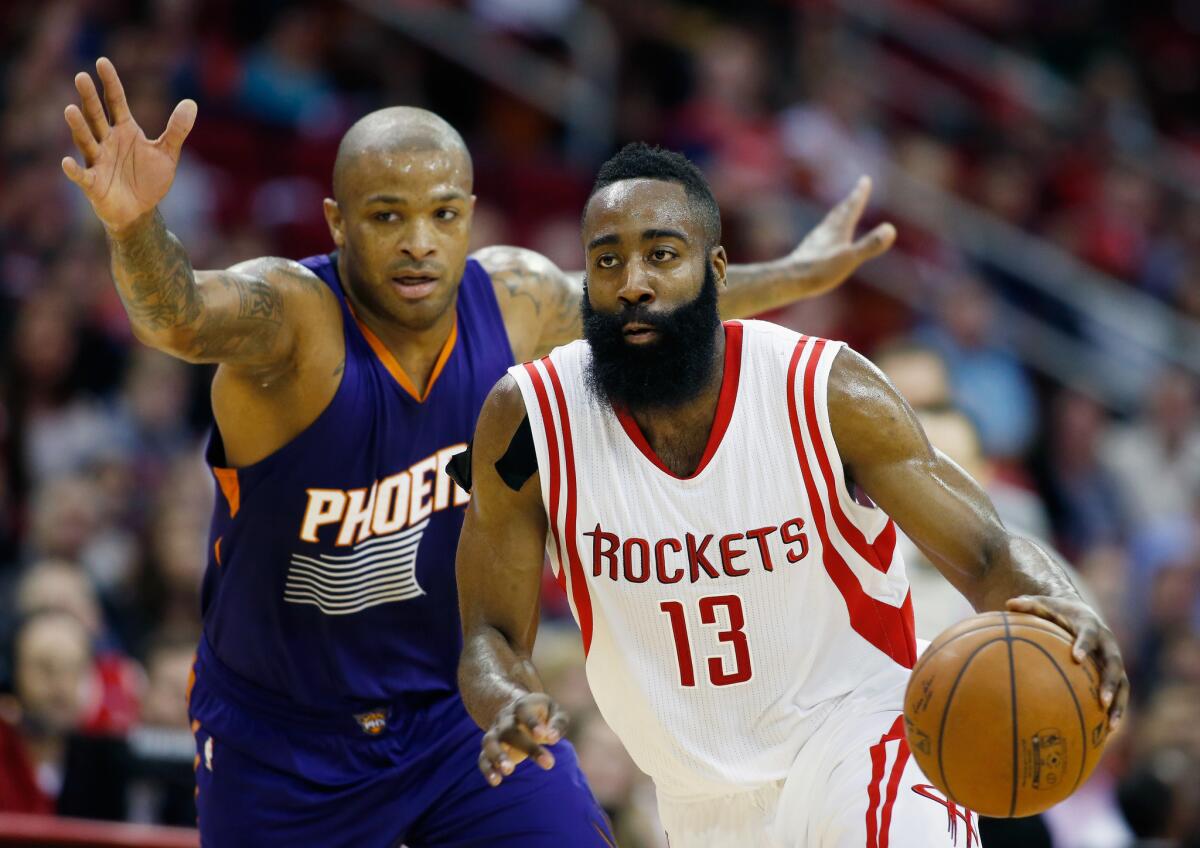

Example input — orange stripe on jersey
[354,309,458,403]
[214,537,223,566]
[212,467,240,518]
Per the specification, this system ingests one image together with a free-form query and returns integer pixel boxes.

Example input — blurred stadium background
[0,0,1198,846]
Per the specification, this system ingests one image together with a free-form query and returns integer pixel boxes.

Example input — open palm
[61,57,197,233]
[790,176,897,296]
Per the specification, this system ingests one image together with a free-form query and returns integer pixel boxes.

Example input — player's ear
[323,198,345,249]
[710,245,728,291]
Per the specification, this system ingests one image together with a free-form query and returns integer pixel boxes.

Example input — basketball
[903,611,1111,818]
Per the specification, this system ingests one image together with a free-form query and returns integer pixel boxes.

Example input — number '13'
[659,594,753,687]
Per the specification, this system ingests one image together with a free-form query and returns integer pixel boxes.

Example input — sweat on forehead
[583,178,715,245]
[332,107,473,200]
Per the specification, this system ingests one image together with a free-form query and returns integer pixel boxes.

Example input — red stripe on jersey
[799,340,897,574]
[544,358,594,655]
[879,715,911,848]
[522,362,570,617]
[613,321,744,480]
[787,338,917,668]
[865,730,887,848]
[865,716,910,848]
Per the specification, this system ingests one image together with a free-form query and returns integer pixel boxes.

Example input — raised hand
[786,175,897,296]
[61,57,197,233]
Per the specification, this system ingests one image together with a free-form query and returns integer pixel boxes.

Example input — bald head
[333,107,472,201]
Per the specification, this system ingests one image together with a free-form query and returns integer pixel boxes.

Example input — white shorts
[656,702,980,848]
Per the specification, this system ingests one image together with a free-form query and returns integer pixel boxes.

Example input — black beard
[581,263,721,411]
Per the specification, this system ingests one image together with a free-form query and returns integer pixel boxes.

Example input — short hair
[587,143,721,248]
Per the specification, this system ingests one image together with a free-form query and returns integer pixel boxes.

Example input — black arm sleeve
[444,414,538,495]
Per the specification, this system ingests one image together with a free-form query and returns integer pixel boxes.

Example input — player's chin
[385,287,453,329]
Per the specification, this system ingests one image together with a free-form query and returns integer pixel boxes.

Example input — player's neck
[627,329,726,477]
[343,284,458,398]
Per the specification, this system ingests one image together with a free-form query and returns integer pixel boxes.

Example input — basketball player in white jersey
[455,144,1128,847]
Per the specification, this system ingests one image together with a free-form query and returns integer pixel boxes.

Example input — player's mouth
[391,273,439,300]
[622,322,660,344]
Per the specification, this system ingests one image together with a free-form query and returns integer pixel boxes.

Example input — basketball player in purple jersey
[62,57,895,846]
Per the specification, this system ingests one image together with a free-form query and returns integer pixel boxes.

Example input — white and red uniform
[509,320,979,848]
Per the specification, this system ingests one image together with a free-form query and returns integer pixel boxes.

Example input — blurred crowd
[0,0,1197,846]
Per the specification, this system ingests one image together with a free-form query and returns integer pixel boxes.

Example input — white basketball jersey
[508,320,918,800]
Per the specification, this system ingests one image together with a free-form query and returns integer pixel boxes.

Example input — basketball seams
[1011,637,1090,798]
[911,616,1093,680]
[935,636,1007,806]
[1003,612,1019,818]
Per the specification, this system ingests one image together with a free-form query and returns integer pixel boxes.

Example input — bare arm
[457,375,566,785]
[719,176,895,319]
[828,347,1128,728]
[107,213,330,372]
[477,178,894,360]
[62,58,333,376]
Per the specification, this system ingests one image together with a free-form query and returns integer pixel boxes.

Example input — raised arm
[827,348,1128,729]
[718,176,895,318]
[61,58,334,378]
[477,178,894,361]
[456,375,565,786]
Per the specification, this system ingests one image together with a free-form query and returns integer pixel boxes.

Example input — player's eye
[596,254,619,269]
[373,211,399,223]
[435,208,458,221]
[650,247,677,262]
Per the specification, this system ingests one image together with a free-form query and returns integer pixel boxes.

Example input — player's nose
[616,263,655,307]
[399,219,438,261]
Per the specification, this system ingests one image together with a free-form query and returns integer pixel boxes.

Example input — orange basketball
[903,611,1110,818]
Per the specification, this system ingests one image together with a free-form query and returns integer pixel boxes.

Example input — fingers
[64,104,101,163]
[849,222,896,262]
[156,99,197,158]
[1007,596,1130,729]
[479,729,514,787]
[824,175,873,233]
[1095,629,1126,711]
[95,57,132,125]
[503,718,554,769]
[74,71,110,140]
[514,697,566,745]
[61,156,93,189]
[1005,596,1076,637]
[1110,671,1130,732]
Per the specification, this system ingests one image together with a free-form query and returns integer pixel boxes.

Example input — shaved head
[332,107,472,201]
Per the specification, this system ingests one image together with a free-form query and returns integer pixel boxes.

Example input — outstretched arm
[718,176,894,318]
[478,177,894,361]
[457,376,566,785]
[828,348,1128,730]
[62,58,332,376]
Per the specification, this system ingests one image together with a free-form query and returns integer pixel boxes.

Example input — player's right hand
[479,693,568,787]
[61,57,197,234]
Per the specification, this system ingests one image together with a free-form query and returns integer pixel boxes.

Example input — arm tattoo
[107,213,309,366]
[476,246,582,357]
[187,272,286,361]
[108,211,202,331]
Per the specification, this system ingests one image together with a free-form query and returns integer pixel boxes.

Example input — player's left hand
[478,692,568,787]
[786,176,896,296]
[1006,595,1129,732]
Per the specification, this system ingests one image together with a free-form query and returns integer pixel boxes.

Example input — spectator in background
[780,65,887,206]
[917,274,1038,459]
[0,610,125,819]
[14,560,142,736]
[1102,367,1200,531]
[574,715,665,848]
[25,475,137,598]
[1040,390,1127,559]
